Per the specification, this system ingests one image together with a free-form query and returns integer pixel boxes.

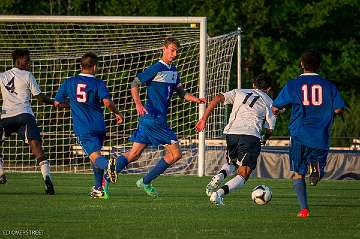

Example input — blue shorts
[289,138,328,177]
[77,132,105,156]
[129,114,178,146]
[0,113,42,143]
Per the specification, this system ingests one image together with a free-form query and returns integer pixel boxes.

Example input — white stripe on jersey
[222,89,276,138]
[0,68,41,119]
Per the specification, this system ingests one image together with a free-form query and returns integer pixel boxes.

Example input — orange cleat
[297,208,310,218]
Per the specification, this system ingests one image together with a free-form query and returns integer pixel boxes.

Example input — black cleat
[44,176,55,195]
[309,161,320,186]
[0,174,7,184]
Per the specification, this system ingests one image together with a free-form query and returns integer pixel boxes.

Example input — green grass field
[1,173,359,239]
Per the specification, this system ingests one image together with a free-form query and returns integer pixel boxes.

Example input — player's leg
[0,121,13,184]
[0,127,6,184]
[0,155,6,184]
[20,113,55,195]
[29,139,55,195]
[210,134,260,205]
[110,142,147,175]
[206,162,236,196]
[307,148,328,186]
[136,142,181,197]
[289,139,309,218]
[89,162,106,198]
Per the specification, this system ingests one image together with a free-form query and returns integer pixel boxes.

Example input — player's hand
[198,98,207,104]
[135,103,148,116]
[114,113,124,125]
[195,119,206,133]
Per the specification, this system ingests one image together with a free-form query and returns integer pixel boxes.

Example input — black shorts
[0,113,42,143]
[225,134,261,170]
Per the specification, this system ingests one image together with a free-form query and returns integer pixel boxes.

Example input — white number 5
[76,83,87,103]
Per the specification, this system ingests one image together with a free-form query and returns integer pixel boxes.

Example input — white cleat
[206,175,221,197]
[210,191,224,206]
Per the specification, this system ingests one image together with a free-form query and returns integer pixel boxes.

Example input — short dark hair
[81,52,98,69]
[12,49,30,64]
[164,36,181,48]
[301,49,321,72]
[252,73,272,90]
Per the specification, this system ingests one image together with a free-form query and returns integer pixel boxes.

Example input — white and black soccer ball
[251,185,272,205]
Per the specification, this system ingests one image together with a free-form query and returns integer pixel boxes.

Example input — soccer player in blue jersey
[54,52,123,198]
[110,36,206,197]
[272,49,345,218]
[0,49,56,194]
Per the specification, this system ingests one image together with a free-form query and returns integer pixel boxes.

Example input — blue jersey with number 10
[55,74,111,135]
[273,73,345,150]
[136,60,181,120]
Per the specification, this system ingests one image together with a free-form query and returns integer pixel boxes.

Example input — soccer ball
[251,185,272,205]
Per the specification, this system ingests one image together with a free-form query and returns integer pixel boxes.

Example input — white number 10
[301,84,322,106]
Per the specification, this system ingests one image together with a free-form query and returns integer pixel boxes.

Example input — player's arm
[261,128,273,146]
[103,98,123,125]
[53,81,69,108]
[131,77,147,116]
[175,85,206,104]
[34,93,54,106]
[195,94,224,133]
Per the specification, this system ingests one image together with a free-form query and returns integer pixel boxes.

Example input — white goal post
[0,16,239,176]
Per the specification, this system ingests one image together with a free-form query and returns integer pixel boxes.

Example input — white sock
[39,160,51,181]
[225,175,246,193]
[218,163,236,180]
[0,158,4,176]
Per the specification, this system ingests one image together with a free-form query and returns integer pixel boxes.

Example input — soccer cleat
[44,175,55,195]
[89,186,105,198]
[107,156,117,183]
[210,191,224,206]
[0,174,7,184]
[297,208,310,218]
[206,175,221,197]
[136,178,159,198]
[309,161,320,186]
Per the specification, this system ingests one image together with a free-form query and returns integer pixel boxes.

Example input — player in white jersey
[0,49,56,194]
[195,74,276,205]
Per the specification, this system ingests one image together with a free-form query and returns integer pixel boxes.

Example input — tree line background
[1,0,359,142]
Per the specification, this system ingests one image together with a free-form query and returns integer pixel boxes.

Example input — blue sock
[143,159,170,185]
[92,163,104,189]
[293,179,308,209]
[116,155,129,173]
[94,156,108,170]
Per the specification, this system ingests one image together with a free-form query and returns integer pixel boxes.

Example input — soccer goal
[0,16,240,176]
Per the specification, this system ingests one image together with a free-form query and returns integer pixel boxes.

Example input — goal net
[0,16,239,175]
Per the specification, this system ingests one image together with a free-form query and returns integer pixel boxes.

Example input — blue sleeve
[332,85,345,110]
[273,84,292,108]
[97,80,111,100]
[55,79,68,102]
[136,63,159,85]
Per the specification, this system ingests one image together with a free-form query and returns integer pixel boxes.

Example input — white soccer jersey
[0,68,41,119]
[222,88,276,138]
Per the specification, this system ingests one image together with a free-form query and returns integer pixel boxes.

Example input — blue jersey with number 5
[136,60,181,121]
[273,73,345,149]
[55,73,111,135]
